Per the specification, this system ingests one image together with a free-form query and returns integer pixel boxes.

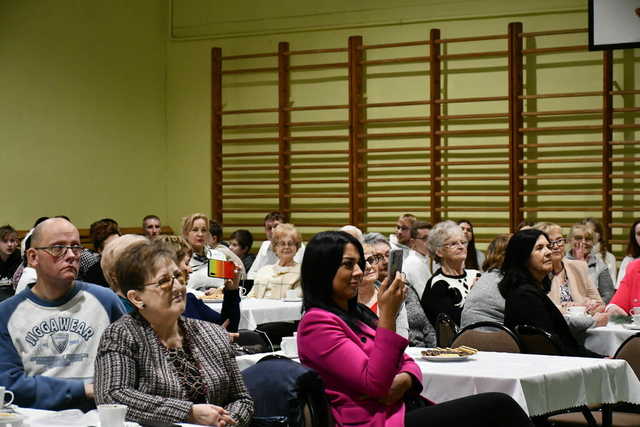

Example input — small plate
[622,323,640,330]
[422,354,472,362]
[0,412,25,423]
[283,297,302,302]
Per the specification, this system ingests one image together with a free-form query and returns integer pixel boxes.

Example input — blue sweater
[0,281,125,409]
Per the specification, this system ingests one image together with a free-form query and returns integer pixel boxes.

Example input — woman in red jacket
[297,230,531,427]
[607,258,640,315]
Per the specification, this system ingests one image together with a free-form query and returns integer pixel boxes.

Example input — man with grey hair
[0,218,125,410]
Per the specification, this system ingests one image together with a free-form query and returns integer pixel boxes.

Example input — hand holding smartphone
[208,259,236,279]
[387,249,403,280]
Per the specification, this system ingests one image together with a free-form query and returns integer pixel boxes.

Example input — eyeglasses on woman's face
[274,240,297,248]
[365,254,385,265]
[143,270,187,291]
[442,240,468,250]
[547,237,566,248]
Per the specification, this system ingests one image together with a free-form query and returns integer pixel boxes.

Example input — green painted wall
[0,0,168,231]
[166,0,638,248]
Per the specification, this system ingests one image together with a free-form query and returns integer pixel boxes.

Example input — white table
[12,406,201,426]
[583,323,639,357]
[205,297,302,330]
[406,349,640,417]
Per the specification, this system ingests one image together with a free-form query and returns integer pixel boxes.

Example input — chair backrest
[237,329,271,353]
[514,324,564,356]
[242,355,332,427]
[614,332,640,380]
[436,313,457,347]
[451,322,521,353]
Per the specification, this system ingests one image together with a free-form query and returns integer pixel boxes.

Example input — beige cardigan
[547,258,603,306]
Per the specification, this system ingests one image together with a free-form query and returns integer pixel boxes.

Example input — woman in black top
[499,229,602,358]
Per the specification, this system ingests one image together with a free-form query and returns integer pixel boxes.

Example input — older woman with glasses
[420,220,481,327]
[95,241,253,426]
[248,223,302,299]
[534,223,605,314]
[565,223,616,304]
[357,244,410,339]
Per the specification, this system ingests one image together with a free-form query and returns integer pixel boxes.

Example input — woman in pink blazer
[297,231,532,427]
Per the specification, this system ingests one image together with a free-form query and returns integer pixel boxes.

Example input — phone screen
[387,249,403,280]
[208,259,236,279]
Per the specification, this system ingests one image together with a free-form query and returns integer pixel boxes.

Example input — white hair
[427,220,464,263]
[340,225,364,243]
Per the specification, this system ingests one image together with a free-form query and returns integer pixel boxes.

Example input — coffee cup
[239,286,247,297]
[97,404,127,427]
[285,289,299,300]
[0,387,14,408]
[567,306,586,317]
[281,336,298,358]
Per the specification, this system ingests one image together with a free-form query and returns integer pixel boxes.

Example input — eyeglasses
[274,241,297,248]
[442,240,468,249]
[365,254,385,265]
[34,245,85,257]
[548,238,566,248]
[144,271,187,290]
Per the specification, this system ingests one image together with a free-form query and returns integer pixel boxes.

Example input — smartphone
[387,249,403,280]
[208,259,236,279]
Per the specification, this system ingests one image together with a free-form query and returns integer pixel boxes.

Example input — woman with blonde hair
[155,235,241,332]
[249,223,302,299]
[565,223,615,304]
[182,213,237,292]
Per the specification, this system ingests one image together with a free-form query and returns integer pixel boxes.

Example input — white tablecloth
[583,323,638,357]
[205,298,302,330]
[12,407,201,426]
[406,349,640,417]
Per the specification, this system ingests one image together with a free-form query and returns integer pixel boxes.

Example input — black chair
[436,312,457,347]
[242,355,333,427]
[514,324,563,356]
[256,321,298,350]
[451,322,521,353]
[236,329,272,353]
[548,333,640,427]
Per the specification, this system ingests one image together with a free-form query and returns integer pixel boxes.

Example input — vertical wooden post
[602,50,613,248]
[211,47,223,223]
[508,22,524,232]
[429,29,442,224]
[278,42,291,221]
[348,36,365,228]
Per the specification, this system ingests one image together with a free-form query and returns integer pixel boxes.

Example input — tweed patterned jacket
[95,313,253,425]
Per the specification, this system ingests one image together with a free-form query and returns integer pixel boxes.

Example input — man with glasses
[389,213,417,259]
[402,221,435,300]
[0,218,125,410]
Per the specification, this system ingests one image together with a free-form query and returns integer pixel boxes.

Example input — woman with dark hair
[616,219,640,288]
[458,220,485,271]
[499,229,602,358]
[0,225,20,301]
[298,231,532,427]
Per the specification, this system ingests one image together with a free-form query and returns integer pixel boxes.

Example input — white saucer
[283,297,302,302]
